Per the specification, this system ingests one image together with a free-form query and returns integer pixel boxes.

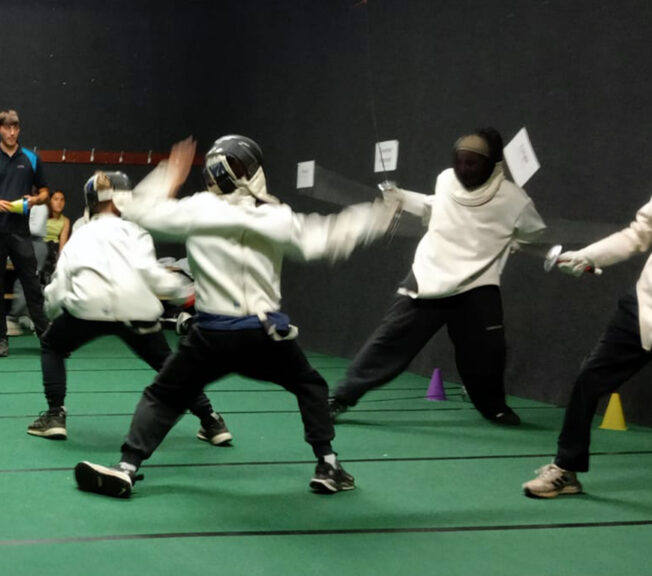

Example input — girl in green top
[42,190,70,285]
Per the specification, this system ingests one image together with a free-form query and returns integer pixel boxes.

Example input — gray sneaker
[0,338,8,357]
[522,463,583,498]
[27,408,67,439]
[197,413,232,446]
[310,460,355,493]
[75,461,143,498]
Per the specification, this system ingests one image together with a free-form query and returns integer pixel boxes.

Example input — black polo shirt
[0,145,47,235]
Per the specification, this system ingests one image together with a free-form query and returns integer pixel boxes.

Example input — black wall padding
[4,0,652,423]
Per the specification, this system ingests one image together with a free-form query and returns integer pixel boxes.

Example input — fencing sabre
[356,0,402,239]
[516,243,602,274]
[543,244,602,274]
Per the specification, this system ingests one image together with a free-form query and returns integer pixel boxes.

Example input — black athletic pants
[556,290,651,472]
[0,233,49,338]
[120,323,334,467]
[40,310,214,421]
[333,286,509,419]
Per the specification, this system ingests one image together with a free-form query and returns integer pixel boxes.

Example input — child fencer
[329,128,547,426]
[29,170,231,447]
[74,135,400,497]
[523,195,652,498]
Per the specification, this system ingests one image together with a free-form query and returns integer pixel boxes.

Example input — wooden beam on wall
[35,149,204,166]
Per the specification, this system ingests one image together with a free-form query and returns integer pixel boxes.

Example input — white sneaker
[6,318,23,336]
[522,463,583,498]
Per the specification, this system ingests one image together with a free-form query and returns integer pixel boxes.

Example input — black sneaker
[197,412,233,446]
[328,397,349,422]
[491,407,521,426]
[310,460,355,493]
[0,338,8,357]
[74,461,143,498]
[27,408,67,439]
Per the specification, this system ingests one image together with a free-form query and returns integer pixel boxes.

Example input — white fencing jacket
[577,195,652,350]
[120,186,396,319]
[44,213,188,321]
[397,165,546,298]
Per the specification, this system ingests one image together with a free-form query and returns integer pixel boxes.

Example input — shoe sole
[27,428,67,440]
[309,478,356,493]
[197,431,233,446]
[493,417,521,426]
[329,407,348,422]
[74,461,132,498]
[523,485,583,499]
[328,399,349,423]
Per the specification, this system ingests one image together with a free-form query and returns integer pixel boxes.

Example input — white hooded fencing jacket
[44,213,190,322]
[119,186,397,320]
[396,165,546,298]
[576,195,652,350]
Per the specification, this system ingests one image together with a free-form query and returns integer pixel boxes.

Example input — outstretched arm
[286,198,401,263]
[559,196,652,276]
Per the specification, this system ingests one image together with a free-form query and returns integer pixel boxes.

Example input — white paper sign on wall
[503,128,540,187]
[374,140,399,173]
[296,160,315,189]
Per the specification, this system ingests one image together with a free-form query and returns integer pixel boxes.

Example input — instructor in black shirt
[0,109,50,356]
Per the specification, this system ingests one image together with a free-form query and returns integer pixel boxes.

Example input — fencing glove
[557,251,593,277]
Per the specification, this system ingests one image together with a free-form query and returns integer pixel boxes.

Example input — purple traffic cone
[426,368,446,401]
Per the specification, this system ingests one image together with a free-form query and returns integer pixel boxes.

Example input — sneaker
[18,316,35,333]
[310,460,355,493]
[328,397,349,422]
[6,318,23,336]
[197,413,232,446]
[522,463,583,498]
[0,338,8,357]
[27,408,67,439]
[491,407,521,426]
[74,461,143,498]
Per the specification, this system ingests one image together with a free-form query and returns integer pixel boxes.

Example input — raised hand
[165,137,197,197]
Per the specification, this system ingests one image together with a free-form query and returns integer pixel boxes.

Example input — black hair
[476,127,503,164]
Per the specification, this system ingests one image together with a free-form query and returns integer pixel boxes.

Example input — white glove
[557,251,593,277]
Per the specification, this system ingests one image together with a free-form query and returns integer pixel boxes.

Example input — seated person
[41,189,71,285]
